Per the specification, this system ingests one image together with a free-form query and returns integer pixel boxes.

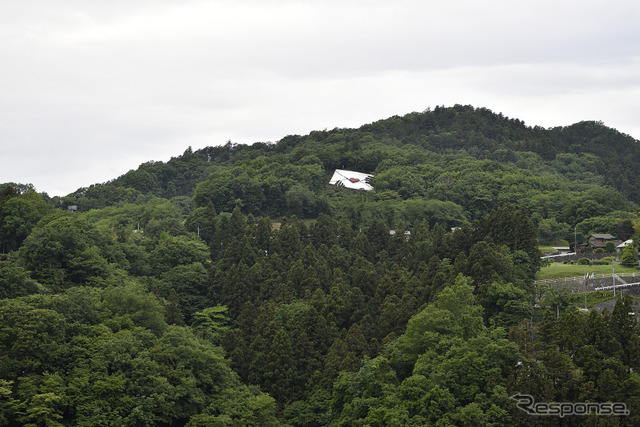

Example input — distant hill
[60,105,638,238]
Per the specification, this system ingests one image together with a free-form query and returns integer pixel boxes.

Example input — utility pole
[613,259,616,297]
[574,226,577,254]
[584,272,588,310]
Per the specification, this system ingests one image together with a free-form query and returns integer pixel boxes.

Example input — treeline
[56,105,639,246]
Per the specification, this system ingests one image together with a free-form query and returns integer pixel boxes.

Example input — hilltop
[56,104,639,242]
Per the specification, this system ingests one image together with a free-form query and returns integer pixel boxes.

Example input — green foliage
[537,217,570,244]
[4,105,640,424]
[102,282,167,335]
[0,188,52,253]
[191,305,230,344]
[17,214,126,287]
[184,201,217,243]
[0,288,277,425]
[482,281,533,327]
[149,233,208,274]
[0,257,39,299]
[331,275,519,425]
[158,262,209,321]
[621,244,638,267]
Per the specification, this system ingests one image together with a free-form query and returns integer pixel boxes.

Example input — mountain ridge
[52,105,637,246]
[69,104,640,202]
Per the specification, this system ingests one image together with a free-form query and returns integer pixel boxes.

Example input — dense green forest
[2,105,640,425]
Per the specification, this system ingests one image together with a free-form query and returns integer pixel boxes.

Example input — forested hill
[58,104,639,243]
[2,105,640,425]
[363,106,640,200]
[68,104,640,208]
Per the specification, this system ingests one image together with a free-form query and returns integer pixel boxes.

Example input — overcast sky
[2,0,639,196]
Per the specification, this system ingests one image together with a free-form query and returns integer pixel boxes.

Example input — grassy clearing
[566,290,616,308]
[538,241,570,251]
[538,245,557,254]
[536,261,638,280]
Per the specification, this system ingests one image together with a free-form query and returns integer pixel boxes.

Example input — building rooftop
[329,169,374,191]
[588,234,616,240]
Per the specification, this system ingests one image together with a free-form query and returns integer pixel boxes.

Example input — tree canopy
[2,105,640,424]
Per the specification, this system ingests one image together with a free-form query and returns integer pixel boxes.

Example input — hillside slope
[59,105,638,241]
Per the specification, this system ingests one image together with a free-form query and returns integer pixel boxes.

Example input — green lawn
[538,245,557,254]
[536,261,639,280]
[565,290,616,308]
[583,290,617,307]
[538,241,570,252]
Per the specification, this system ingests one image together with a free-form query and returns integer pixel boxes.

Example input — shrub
[577,258,591,265]
[621,245,638,267]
